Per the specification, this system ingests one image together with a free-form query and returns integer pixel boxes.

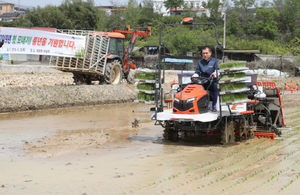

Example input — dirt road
[0,89,300,195]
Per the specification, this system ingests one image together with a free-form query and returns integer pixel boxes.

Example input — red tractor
[50,25,151,84]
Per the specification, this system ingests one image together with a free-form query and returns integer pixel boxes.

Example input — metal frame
[49,30,110,76]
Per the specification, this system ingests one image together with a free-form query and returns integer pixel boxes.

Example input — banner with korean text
[0,27,86,57]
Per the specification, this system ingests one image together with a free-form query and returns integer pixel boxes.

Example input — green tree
[277,0,300,39]
[163,0,184,16]
[231,0,257,33]
[202,0,224,25]
[254,8,279,39]
[125,0,141,27]
[138,0,161,27]
[226,11,242,35]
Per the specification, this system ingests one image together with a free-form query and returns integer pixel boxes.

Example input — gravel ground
[0,72,74,88]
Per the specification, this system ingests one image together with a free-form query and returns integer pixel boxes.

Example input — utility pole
[280,55,282,77]
[223,10,226,49]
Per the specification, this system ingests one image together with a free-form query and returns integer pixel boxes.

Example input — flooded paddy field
[1,93,300,195]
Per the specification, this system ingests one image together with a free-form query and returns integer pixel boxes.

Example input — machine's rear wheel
[105,60,122,84]
[221,121,235,145]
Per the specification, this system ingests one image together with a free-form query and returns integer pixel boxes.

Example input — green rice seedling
[136,73,146,79]
[145,73,158,80]
[219,62,246,69]
[233,72,246,79]
[220,83,247,91]
[220,73,234,79]
[137,93,146,100]
[145,94,155,101]
[137,83,155,90]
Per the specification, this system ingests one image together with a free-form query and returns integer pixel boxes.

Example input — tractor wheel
[105,60,122,84]
[221,121,235,145]
[127,69,136,84]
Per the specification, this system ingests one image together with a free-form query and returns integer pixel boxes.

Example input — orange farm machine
[149,18,285,144]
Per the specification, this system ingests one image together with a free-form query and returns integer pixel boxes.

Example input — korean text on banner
[0,27,86,57]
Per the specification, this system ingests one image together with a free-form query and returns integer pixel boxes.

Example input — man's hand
[0,39,4,48]
[210,73,216,78]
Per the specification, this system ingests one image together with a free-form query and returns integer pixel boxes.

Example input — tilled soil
[0,95,299,195]
[0,72,300,194]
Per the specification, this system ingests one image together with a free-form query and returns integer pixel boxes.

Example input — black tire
[127,69,136,84]
[105,60,122,84]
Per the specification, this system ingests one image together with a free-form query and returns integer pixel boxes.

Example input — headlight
[186,97,196,103]
[174,98,180,102]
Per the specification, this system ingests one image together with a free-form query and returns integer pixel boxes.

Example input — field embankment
[0,72,136,113]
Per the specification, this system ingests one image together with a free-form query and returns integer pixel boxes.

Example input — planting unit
[142,18,285,144]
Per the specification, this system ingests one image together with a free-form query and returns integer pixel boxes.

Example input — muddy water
[1,102,300,195]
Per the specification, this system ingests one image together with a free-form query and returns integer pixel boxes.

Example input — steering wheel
[191,76,212,84]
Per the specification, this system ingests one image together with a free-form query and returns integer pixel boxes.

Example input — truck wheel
[127,69,136,84]
[105,60,122,84]
[221,121,235,145]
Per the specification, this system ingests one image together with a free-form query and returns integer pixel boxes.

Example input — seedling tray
[221,99,251,106]
[134,79,156,83]
[219,88,250,95]
[219,77,247,84]
[219,67,249,73]
[134,89,156,94]
[134,100,159,105]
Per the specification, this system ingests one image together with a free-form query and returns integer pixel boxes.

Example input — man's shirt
[195,57,219,78]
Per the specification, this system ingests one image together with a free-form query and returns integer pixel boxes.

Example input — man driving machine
[192,46,219,112]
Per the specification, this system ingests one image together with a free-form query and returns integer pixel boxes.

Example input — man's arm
[195,61,202,76]
[210,58,219,78]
